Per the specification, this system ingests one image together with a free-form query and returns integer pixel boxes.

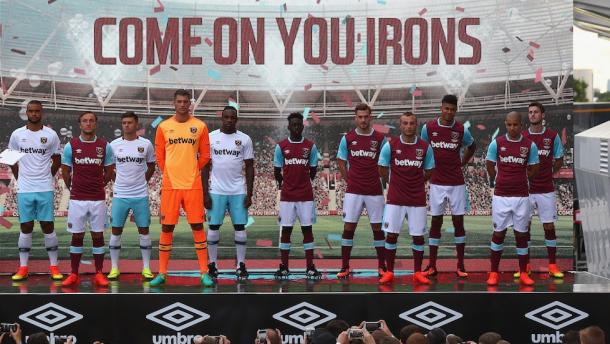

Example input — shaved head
[506,111,522,123]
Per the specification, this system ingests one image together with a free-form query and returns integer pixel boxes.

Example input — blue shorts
[17,191,55,223]
[206,193,248,226]
[111,197,151,228]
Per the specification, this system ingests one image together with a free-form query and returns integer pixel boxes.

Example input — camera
[0,323,16,333]
[364,321,382,332]
[257,329,267,344]
[303,327,315,343]
[347,328,364,343]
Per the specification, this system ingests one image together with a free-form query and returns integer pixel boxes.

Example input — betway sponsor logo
[116,156,145,164]
[74,157,102,165]
[430,141,458,149]
[168,137,196,145]
[499,156,525,164]
[213,148,240,156]
[350,150,376,158]
[285,158,308,165]
[394,158,422,168]
[538,149,550,157]
[20,147,47,154]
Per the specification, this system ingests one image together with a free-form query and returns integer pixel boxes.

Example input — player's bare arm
[337,158,348,181]
[309,166,317,181]
[553,156,563,174]
[274,166,283,188]
[486,160,496,187]
[51,154,61,176]
[9,163,18,180]
[527,163,539,179]
[462,142,476,166]
[378,165,389,185]
[145,162,155,182]
[424,168,433,182]
[202,162,212,209]
[61,165,71,189]
[245,159,254,208]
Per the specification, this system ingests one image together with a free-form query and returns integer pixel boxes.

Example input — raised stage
[0,260,608,344]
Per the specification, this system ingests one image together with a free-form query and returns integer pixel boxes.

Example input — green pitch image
[0,216,573,260]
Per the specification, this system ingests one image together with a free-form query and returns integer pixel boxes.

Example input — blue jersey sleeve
[337,136,348,160]
[486,140,497,163]
[420,124,429,142]
[310,144,319,167]
[424,145,435,170]
[553,134,564,159]
[61,143,72,166]
[104,143,114,166]
[463,127,474,147]
[378,142,391,167]
[528,142,539,165]
[273,144,283,168]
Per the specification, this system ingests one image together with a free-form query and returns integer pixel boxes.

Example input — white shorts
[278,201,315,227]
[492,196,531,233]
[342,193,385,224]
[429,184,467,216]
[67,200,107,233]
[529,192,558,224]
[382,204,427,236]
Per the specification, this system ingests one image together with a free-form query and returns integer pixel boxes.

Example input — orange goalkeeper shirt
[155,115,210,190]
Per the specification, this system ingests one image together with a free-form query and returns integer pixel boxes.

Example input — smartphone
[364,321,382,331]
[257,329,268,344]
[0,323,16,333]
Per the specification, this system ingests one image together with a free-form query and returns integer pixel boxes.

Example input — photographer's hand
[337,331,348,344]
[10,323,22,344]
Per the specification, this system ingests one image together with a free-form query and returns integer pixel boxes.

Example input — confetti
[310,112,321,124]
[228,100,240,109]
[304,83,313,91]
[247,74,261,78]
[502,47,510,53]
[529,41,540,49]
[154,0,165,13]
[426,71,437,77]
[456,6,465,12]
[521,88,531,93]
[73,68,86,75]
[149,64,161,76]
[412,89,423,97]
[204,37,213,47]
[11,48,26,55]
[0,216,13,229]
[246,216,255,228]
[0,24,2,38]
[376,112,385,119]
[316,0,321,3]
[255,239,273,247]
[303,107,311,120]
[169,66,178,71]
[150,116,163,128]
[476,124,486,130]
[320,64,329,71]
[418,8,427,16]
[208,69,221,80]
[527,54,534,62]
[409,84,417,93]
[515,36,523,42]
[535,68,543,83]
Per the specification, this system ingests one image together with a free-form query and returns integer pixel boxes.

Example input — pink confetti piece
[304,83,313,91]
[527,54,534,62]
[476,124,486,130]
[456,6,464,12]
[529,41,540,49]
[73,68,86,75]
[320,64,329,71]
[0,216,12,229]
[412,89,423,97]
[204,37,213,47]
[256,239,273,247]
[149,64,161,76]
[154,0,164,13]
[418,8,427,16]
[534,68,543,83]
[303,120,311,127]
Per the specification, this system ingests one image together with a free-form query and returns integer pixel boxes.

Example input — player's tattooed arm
[552,156,564,174]
[51,154,61,176]
[527,163,539,179]
[244,159,254,208]
[485,160,496,188]
[424,169,433,182]
[202,162,211,209]
[274,166,283,188]
[61,165,71,189]
[462,142,476,166]
[337,159,348,182]
[378,166,389,186]
[103,165,113,185]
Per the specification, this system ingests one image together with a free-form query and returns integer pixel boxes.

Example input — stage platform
[1,261,608,344]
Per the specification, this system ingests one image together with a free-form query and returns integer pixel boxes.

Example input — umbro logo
[19,302,83,332]
[399,301,462,330]
[146,302,210,331]
[273,302,336,331]
[525,301,588,330]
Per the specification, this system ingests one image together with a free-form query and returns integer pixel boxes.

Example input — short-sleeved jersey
[523,127,564,194]
[155,116,210,190]
[8,126,61,193]
[274,138,319,202]
[421,118,474,186]
[337,129,386,195]
[379,136,434,207]
[110,136,155,198]
[62,136,113,201]
[209,129,254,195]
[486,134,539,197]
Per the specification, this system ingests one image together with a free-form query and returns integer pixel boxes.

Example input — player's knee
[281,226,293,234]
[91,231,104,240]
[543,223,555,231]
[233,224,245,231]
[301,225,312,233]
[161,225,175,233]
[343,223,357,232]
[112,227,124,236]
[190,223,204,231]
[208,224,221,231]
[386,233,399,241]
[492,230,506,240]
[138,227,149,235]
[20,222,34,234]
[451,215,463,225]
[39,221,54,233]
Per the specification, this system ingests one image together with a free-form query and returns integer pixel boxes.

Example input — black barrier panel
[0,293,607,344]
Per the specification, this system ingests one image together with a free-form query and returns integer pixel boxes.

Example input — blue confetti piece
[361,43,367,56]
[409,84,417,93]
[303,107,311,120]
[228,100,240,110]
[327,234,342,241]
[376,112,385,119]
[150,116,163,128]
[377,0,386,4]
[0,206,4,213]
[491,127,500,140]
[208,69,221,80]
[245,216,255,228]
